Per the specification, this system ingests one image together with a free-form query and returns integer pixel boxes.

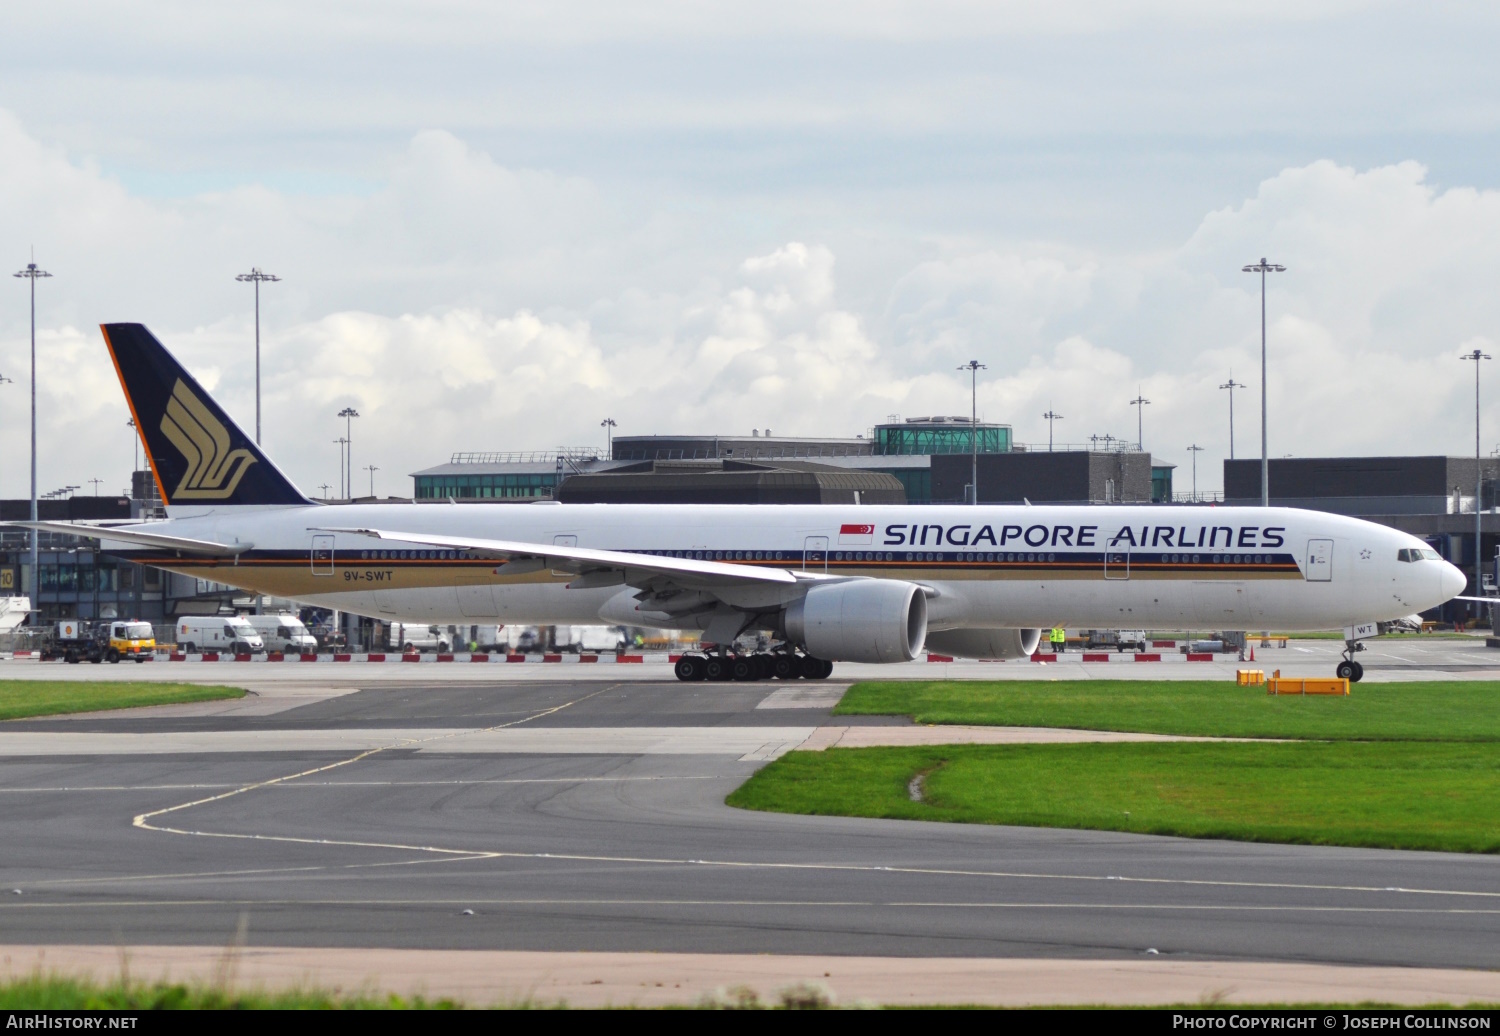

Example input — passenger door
[310,534,335,576]
[803,535,829,572]
[552,534,577,577]
[1306,539,1333,582]
[1104,548,1129,580]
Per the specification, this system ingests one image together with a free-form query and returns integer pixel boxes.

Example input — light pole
[14,260,51,624]
[957,360,986,505]
[1187,444,1204,502]
[0,375,9,503]
[333,438,348,499]
[1242,258,1286,507]
[600,418,617,458]
[88,478,102,496]
[318,483,332,500]
[365,464,378,498]
[235,267,281,445]
[1463,348,1491,609]
[1043,409,1063,452]
[1219,374,1244,460]
[338,408,359,501]
[1129,388,1150,450]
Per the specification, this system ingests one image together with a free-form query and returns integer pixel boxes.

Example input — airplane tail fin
[102,323,311,508]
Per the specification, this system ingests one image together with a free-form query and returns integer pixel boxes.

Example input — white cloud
[4,108,1500,500]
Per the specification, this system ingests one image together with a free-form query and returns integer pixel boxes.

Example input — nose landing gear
[1336,639,1365,682]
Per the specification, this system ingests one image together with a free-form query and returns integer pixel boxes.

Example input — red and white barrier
[917,650,1231,664]
[140,651,661,664]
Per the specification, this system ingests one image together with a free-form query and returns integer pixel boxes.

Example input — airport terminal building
[411,417,1175,506]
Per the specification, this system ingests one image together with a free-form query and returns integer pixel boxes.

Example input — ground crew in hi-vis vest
[1050,626,1065,652]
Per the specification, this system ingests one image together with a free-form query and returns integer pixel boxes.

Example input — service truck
[241,613,318,653]
[47,619,156,663]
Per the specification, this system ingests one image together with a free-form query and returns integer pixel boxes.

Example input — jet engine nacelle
[922,627,1041,660]
[783,580,927,663]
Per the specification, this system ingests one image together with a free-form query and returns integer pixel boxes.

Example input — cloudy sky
[1,1,1498,500]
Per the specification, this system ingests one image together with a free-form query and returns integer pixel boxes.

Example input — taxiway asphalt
[0,671,1496,972]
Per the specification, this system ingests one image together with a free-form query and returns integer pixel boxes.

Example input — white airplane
[16,324,1469,683]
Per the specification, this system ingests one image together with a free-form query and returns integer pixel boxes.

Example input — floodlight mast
[601,418,617,457]
[338,408,360,502]
[235,268,280,445]
[1242,258,1286,506]
[957,361,987,505]
[1187,444,1205,502]
[1043,409,1063,452]
[1129,389,1150,450]
[1219,374,1245,460]
[1463,348,1491,614]
[13,260,51,624]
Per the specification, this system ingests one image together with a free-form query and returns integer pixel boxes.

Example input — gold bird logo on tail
[159,379,258,499]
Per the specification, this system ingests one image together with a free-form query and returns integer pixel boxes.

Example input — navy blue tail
[103,323,310,507]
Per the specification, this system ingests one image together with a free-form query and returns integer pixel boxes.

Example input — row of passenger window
[358,549,473,560]
[349,546,1286,566]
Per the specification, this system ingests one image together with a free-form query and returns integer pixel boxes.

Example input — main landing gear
[674,650,833,682]
[1336,640,1365,683]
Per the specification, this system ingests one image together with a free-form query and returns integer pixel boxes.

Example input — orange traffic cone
[1249,645,1256,663]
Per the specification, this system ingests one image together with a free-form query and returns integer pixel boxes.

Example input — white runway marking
[755,684,849,709]
[0,776,731,793]
[0,726,816,757]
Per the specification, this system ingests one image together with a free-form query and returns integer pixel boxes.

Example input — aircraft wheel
[704,656,731,682]
[106,648,120,663]
[1336,660,1355,681]
[674,656,705,682]
[1350,661,1364,682]
[753,654,774,680]
[182,642,195,654]
[773,654,802,680]
[731,657,756,681]
[800,655,831,679]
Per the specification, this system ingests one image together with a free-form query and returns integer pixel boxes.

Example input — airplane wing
[5,521,252,557]
[316,526,804,588]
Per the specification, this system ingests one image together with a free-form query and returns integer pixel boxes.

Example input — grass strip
[0,975,469,1009]
[835,680,1500,741]
[728,742,1500,853]
[0,680,245,720]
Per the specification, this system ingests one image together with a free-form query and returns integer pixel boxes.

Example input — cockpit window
[1398,548,1444,562]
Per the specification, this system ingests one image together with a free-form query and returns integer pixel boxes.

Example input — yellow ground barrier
[1265,669,1349,695]
[1236,669,1264,686]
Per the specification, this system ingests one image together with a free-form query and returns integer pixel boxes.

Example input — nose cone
[1441,562,1467,601]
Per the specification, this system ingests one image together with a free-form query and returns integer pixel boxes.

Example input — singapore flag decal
[839,523,875,545]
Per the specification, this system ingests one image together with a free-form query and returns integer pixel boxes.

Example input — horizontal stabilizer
[7,521,252,556]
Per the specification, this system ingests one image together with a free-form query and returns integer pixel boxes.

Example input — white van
[176,616,265,654]
[556,625,626,653]
[387,622,452,653]
[241,614,318,653]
